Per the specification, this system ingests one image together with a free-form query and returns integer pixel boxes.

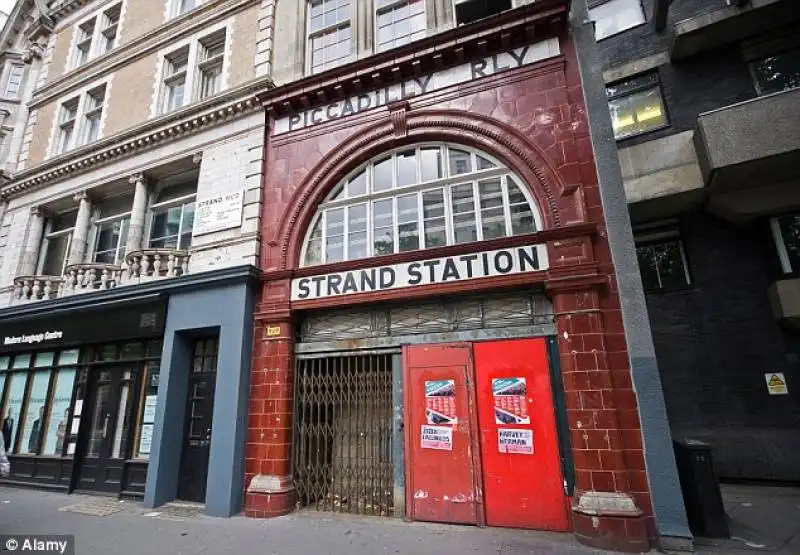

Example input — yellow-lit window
[606,72,667,140]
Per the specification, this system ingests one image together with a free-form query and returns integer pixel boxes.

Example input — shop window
[41,353,78,456]
[93,196,133,265]
[307,0,352,74]
[589,0,645,41]
[0,350,79,456]
[148,182,196,251]
[771,214,800,274]
[375,0,426,52]
[301,143,541,266]
[606,72,668,140]
[133,359,161,460]
[751,47,800,95]
[38,210,78,277]
[635,231,691,292]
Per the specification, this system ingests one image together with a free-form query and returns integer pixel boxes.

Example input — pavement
[0,486,611,555]
[0,484,798,555]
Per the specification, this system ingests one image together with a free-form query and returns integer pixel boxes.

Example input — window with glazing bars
[375,0,426,51]
[307,0,352,74]
[301,143,541,266]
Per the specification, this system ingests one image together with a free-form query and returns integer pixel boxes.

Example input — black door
[177,374,216,502]
[76,366,136,493]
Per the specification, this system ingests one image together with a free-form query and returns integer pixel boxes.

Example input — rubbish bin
[673,438,730,538]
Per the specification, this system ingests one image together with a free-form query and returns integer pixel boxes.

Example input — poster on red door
[492,377,531,425]
[425,379,458,425]
[498,428,534,454]
[421,425,453,450]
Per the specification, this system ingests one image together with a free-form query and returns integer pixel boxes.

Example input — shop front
[0,266,257,518]
[0,300,165,496]
[245,3,668,551]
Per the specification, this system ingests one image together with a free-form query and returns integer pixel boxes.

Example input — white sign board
[498,428,534,455]
[273,38,561,135]
[142,395,157,424]
[291,244,548,301]
[192,190,244,237]
[421,425,453,451]
[138,424,154,455]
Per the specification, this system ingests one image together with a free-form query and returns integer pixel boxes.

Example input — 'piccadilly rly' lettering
[277,38,560,134]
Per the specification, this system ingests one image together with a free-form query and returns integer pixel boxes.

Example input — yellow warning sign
[765,373,789,395]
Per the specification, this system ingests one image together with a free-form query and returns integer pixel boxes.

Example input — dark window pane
[752,49,800,95]
[606,73,658,99]
[778,215,800,272]
[42,234,71,275]
[636,240,689,292]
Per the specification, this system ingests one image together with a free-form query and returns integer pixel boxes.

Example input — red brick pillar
[244,316,296,518]
[549,284,651,553]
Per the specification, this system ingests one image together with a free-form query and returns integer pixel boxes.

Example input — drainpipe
[568,1,693,551]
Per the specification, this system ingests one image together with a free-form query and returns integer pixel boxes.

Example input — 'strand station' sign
[291,244,548,301]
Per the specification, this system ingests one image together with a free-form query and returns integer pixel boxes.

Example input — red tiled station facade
[246,1,652,551]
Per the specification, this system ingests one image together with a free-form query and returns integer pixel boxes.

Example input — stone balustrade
[9,249,191,305]
[61,263,124,296]
[12,276,64,303]
[122,249,189,282]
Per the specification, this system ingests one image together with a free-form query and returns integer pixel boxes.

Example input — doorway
[404,338,570,531]
[76,366,136,492]
[177,337,218,503]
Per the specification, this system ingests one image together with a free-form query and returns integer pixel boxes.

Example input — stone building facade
[0,0,273,517]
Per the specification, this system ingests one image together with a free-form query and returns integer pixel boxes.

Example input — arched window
[301,143,542,267]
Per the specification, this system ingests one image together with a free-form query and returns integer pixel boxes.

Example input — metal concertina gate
[293,353,395,516]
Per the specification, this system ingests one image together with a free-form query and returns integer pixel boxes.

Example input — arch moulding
[275,109,577,271]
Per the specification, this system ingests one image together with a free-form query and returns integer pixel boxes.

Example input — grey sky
[0,0,16,16]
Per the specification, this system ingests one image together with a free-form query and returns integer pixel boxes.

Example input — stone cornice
[0,77,273,200]
[47,0,94,22]
[31,0,257,109]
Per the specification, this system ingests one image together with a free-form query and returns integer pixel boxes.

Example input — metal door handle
[102,414,110,438]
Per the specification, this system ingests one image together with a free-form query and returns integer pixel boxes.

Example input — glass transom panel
[301,144,541,267]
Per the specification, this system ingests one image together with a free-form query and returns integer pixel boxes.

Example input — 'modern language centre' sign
[274,38,561,135]
[291,244,548,301]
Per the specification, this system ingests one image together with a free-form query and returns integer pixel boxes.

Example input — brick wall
[647,213,800,480]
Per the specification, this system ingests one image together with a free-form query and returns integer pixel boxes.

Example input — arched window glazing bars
[300,143,543,267]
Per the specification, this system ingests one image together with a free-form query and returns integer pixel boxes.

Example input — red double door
[403,338,569,531]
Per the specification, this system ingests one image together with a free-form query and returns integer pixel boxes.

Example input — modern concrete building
[593,0,800,482]
[0,0,272,517]
[242,0,688,551]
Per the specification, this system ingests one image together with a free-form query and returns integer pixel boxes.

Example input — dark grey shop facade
[0,266,257,517]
